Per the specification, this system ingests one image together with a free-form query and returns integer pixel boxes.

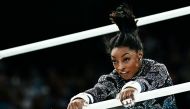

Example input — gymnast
[67,3,177,109]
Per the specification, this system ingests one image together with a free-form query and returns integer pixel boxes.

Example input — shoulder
[143,58,168,72]
[98,70,120,82]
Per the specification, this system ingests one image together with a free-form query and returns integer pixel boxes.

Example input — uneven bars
[83,82,190,109]
[0,6,190,59]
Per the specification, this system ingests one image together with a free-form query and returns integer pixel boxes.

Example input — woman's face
[111,46,142,80]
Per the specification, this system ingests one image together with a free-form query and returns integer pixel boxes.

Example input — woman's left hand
[119,87,137,107]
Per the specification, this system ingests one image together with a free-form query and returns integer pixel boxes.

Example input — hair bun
[109,3,137,33]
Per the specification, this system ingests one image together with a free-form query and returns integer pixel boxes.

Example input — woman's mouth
[120,71,128,74]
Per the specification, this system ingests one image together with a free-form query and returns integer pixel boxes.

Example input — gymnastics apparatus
[0,5,190,109]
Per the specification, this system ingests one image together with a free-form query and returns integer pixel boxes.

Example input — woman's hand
[67,98,87,109]
[119,87,137,107]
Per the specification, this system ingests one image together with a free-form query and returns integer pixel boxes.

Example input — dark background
[0,0,190,109]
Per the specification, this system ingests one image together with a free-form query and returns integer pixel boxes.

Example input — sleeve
[84,74,119,103]
[134,63,173,92]
[121,81,142,93]
[70,92,94,104]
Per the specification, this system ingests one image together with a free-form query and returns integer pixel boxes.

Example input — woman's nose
[117,62,125,71]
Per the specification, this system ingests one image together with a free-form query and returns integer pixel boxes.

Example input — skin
[67,46,143,109]
[67,98,86,109]
[111,46,143,80]
[111,46,143,105]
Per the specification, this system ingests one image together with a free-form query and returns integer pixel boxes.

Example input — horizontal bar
[83,82,190,109]
[0,6,190,59]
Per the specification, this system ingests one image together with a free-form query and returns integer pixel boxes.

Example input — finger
[131,100,135,106]
[67,104,71,109]
[72,102,78,109]
[121,92,129,102]
[73,102,82,109]
[119,92,124,102]
[120,92,130,102]
[122,98,131,107]
[126,92,131,99]
[76,102,83,109]
[126,90,135,100]
[128,90,135,100]
[69,103,75,109]
[122,98,134,108]
[125,98,132,104]
[128,98,135,107]
[124,91,131,100]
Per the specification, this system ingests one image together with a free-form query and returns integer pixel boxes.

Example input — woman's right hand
[67,98,87,109]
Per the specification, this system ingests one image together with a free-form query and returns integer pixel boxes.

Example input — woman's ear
[138,50,143,60]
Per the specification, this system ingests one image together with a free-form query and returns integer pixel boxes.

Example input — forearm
[85,81,118,103]
[70,74,118,104]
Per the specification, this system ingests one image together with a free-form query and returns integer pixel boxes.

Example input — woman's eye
[111,60,117,64]
[124,58,130,62]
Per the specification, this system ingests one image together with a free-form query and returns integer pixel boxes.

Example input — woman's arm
[69,73,119,104]
[67,73,118,109]
[117,63,176,108]
[84,74,119,103]
[135,63,173,92]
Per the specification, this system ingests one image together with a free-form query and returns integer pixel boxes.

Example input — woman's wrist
[70,92,94,104]
[122,81,141,93]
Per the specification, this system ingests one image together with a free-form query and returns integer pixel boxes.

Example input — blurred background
[0,0,190,109]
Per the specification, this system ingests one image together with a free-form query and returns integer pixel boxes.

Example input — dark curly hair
[104,3,143,54]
